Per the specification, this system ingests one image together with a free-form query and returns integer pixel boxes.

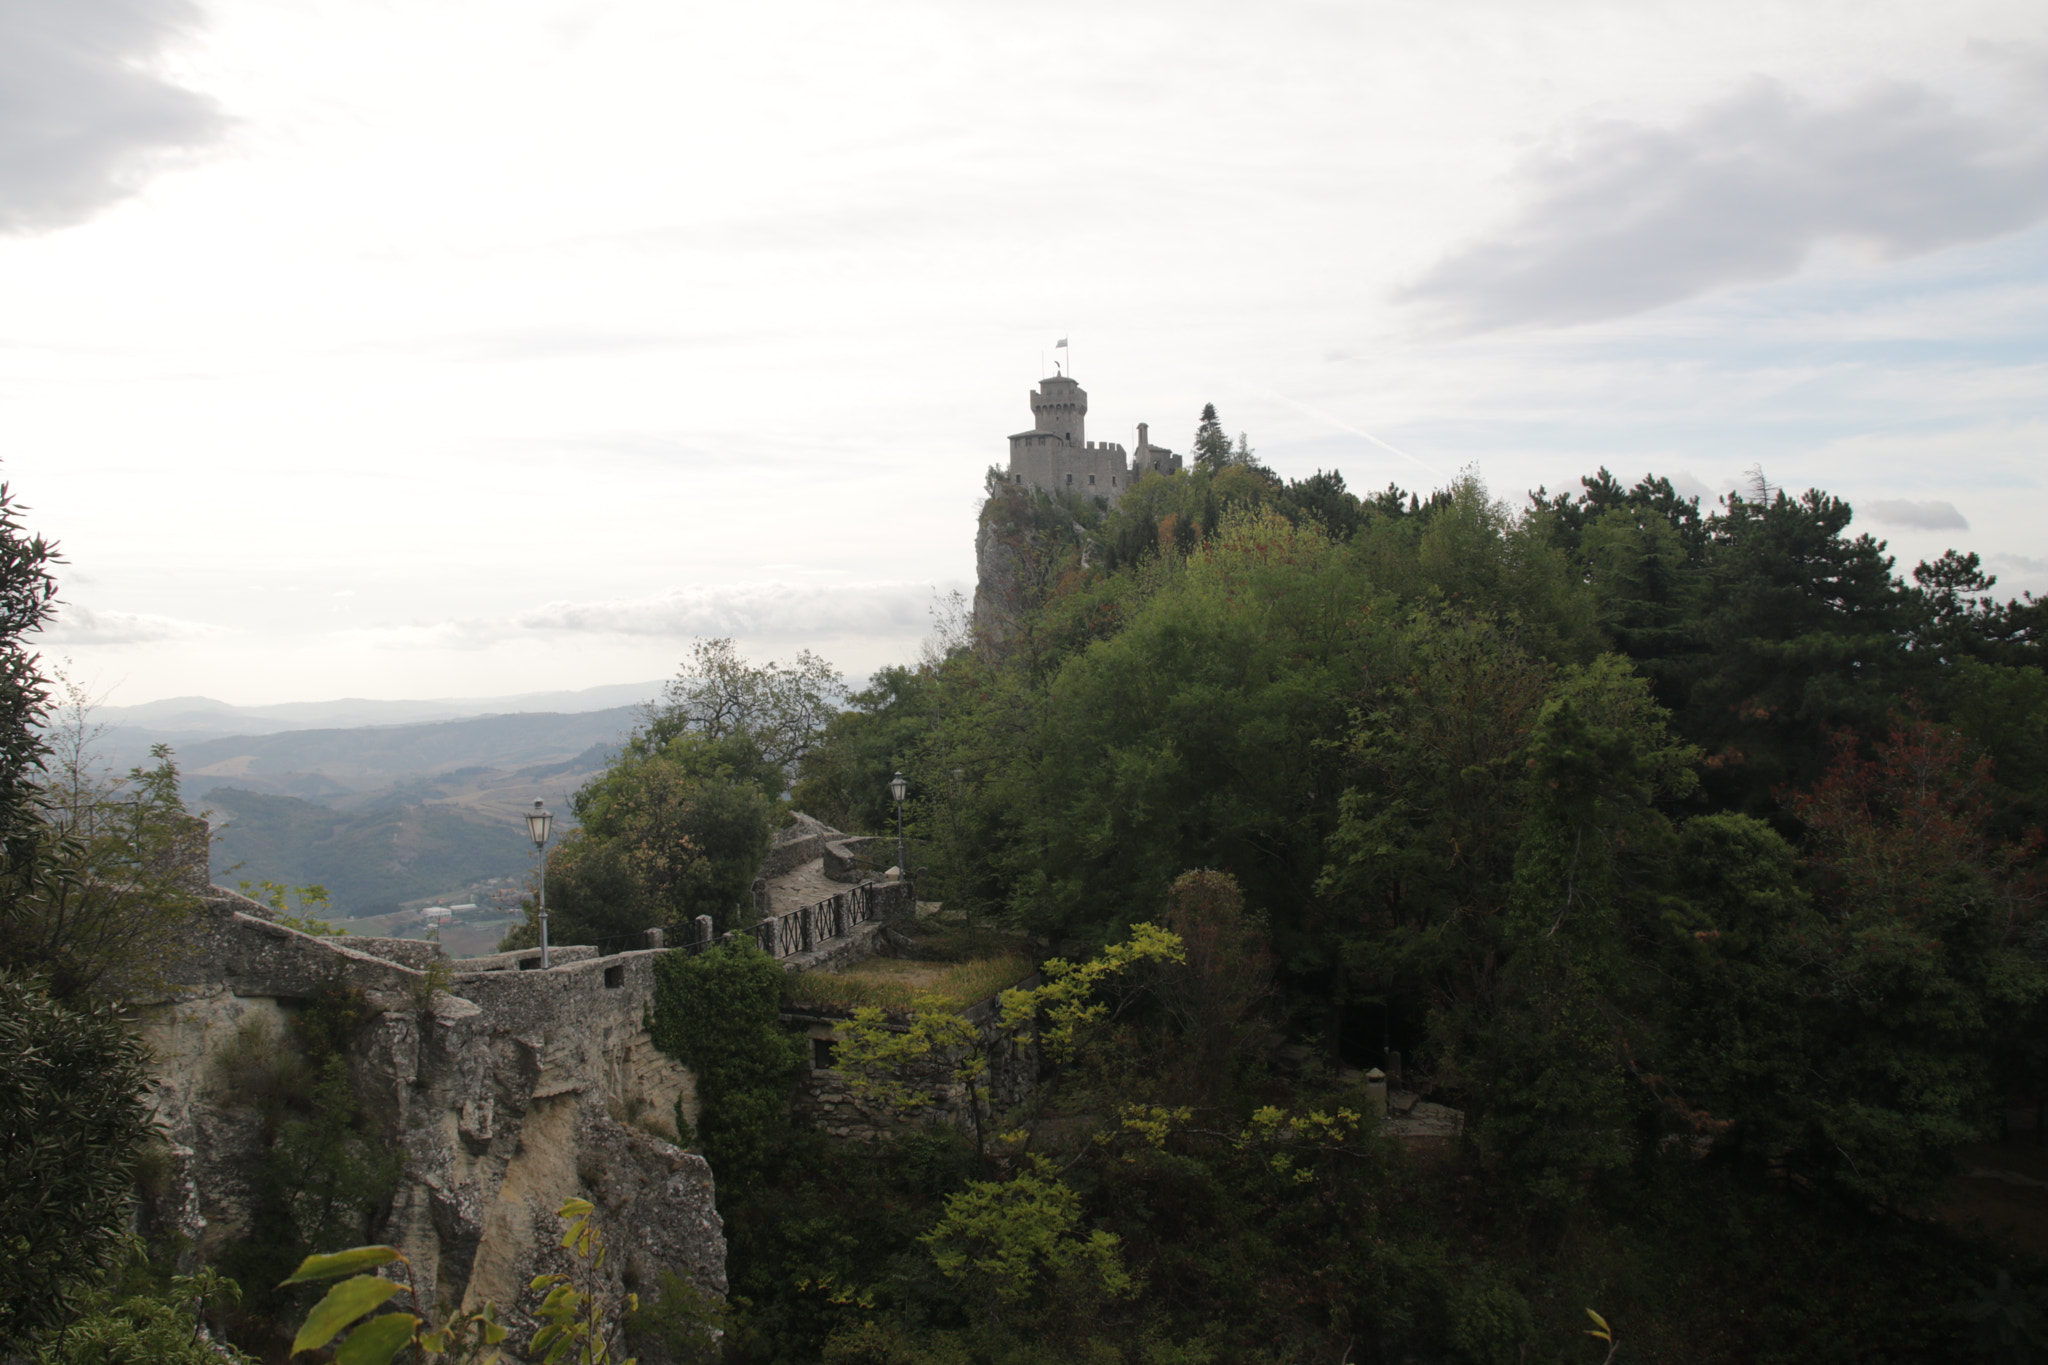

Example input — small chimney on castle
[1137,422,1149,450]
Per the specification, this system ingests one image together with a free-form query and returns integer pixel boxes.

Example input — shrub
[0,972,158,1347]
[650,940,806,1190]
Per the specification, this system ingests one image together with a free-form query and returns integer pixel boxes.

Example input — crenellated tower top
[1029,375,1087,445]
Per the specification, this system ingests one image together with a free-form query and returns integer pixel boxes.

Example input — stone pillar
[1365,1068,1388,1118]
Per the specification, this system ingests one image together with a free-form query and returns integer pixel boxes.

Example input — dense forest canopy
[4,433,2048,1360]
[677,447,2048,1360]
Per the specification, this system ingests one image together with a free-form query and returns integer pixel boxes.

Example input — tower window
[1088,474,1096,485]
[1066,473,1073,484]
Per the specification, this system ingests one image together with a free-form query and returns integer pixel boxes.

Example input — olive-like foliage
[0,971,158,1346]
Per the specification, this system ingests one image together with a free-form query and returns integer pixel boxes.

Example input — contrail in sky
[1249,385,1445,481]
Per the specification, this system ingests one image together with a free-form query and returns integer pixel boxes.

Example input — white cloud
[0,0,227,233]
[36,604,220,646]
[517,581,934,639]
[1400,74,2048,333]
[376,581,946,652]
[1989,552,2048,576]
[1862,499,1970,530]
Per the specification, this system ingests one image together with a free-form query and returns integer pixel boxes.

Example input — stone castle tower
[1003,374,1181,502]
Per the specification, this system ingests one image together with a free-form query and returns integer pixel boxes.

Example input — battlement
[1004,374,1169,503]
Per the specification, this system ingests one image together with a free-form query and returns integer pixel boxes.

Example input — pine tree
[1192,403,1232,473]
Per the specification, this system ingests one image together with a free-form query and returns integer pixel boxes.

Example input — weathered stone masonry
[130,810,961,1351]
[134,888,723,1339]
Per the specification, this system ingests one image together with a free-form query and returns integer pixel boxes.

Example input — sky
[6,0,2046,708]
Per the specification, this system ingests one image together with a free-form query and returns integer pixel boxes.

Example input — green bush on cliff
[0,972,160,1348]
[649,939,805,1191]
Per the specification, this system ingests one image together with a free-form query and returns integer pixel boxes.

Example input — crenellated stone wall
[758,811,843,880]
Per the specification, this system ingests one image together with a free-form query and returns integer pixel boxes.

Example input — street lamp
[526,799,554,967]
[889,771,908,885]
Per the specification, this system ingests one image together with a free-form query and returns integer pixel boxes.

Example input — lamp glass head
[889,772,908,804]
[526,800,553,848]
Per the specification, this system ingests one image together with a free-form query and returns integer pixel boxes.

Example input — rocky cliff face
[973,495,1031,660]
[135,892,723,1349]
[973,485,1094,663]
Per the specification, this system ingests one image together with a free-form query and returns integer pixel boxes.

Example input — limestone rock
[134,895,724,1346]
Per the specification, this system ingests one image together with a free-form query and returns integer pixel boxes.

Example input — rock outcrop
[134,890,723,1345]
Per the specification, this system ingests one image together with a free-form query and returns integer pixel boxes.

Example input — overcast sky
[8,0,2046,707]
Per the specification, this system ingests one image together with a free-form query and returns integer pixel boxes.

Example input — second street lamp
[889,771,908,886]
[526,799,554,968]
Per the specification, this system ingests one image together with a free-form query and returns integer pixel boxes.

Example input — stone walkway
[762,856,855,919]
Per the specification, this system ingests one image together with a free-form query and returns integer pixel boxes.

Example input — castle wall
[1005,376,1175,503]
[1007,432,1131,498]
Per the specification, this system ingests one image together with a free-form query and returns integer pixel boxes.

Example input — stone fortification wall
[344,935,454,972]
[738,877,915,960]
[455,942,607,973]
[823,834,894,883]
[758,811,841,880]
[133,894,723,1349]
[777,918,898,975]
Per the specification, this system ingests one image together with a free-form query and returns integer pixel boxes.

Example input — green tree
[918,1166,1135,1329]
[0,972,160,1348]
[1682,485,1907,810]
[1190,403,1232,474]
[1657,715,2045,1207]
[1001,510,1387,948]
[648,939,807,1191]
[0,480,60,927]
[646,637,843,781]
[791,666,937,834]
[512,732,778,946]
[31,1266,253,1365]
[4,733,205,1002]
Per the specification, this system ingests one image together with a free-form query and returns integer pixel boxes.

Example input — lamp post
[889,771,908,886]
[526,799,554,968]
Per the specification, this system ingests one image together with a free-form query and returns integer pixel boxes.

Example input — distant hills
[179,709,641,794]
[75,682,666,919]
[84,680,663,767]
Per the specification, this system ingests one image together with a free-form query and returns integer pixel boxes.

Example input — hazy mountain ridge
[175,706,643,792]
[90,680,664,736]
[206,785,552,918]
[61,692,663,917]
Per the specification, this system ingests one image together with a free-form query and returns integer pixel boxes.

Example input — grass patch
[783,952,1034,1015]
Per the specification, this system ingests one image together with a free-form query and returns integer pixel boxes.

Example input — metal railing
[676,878,910,961]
